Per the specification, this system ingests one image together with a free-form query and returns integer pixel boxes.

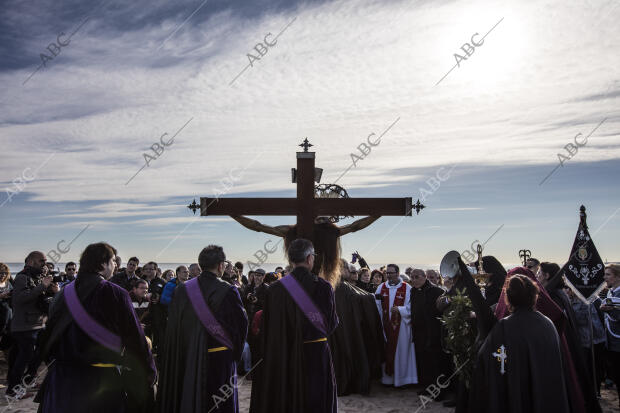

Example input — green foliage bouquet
[440,288,477,388]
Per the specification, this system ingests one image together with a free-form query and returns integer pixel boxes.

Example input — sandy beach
[1,356,618,413]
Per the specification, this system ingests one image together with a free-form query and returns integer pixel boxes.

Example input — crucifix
[187,139,424,284]
[492,345,507,375]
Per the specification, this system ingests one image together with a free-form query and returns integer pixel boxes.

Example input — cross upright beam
[296,150,315,238]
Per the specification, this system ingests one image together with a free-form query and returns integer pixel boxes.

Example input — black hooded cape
[470,308,570,413]
[474,255,507,307]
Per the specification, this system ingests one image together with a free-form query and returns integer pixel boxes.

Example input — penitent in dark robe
[158,271,248,413]
[495,267,602,413]
[231,215,380,286]
[471,306,570,413]
[450,260,570,413]
[329,275,385,396]
[250,266,339,413]
[35,273,156,413]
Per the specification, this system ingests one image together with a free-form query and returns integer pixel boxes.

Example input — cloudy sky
[1,0,619,270]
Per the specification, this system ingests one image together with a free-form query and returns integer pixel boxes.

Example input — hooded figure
[473,255,507,307]
[494,267,601,413]
[470,275,569,413]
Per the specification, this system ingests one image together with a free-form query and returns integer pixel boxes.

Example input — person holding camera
[0,263,13,352]
[244,269,267,319]
[7,251,58,397]
[145,263,167,356]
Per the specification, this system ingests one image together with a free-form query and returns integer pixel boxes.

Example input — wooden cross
[188,139,422,239]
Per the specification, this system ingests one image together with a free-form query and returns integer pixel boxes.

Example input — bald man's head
[25,251,47,270]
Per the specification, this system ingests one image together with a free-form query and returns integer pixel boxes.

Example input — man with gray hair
[425,269,441,287]
[188,263,201,279]
[251,238,339,413]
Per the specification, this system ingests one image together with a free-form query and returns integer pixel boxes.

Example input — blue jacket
[604,286,620,352]
[571,297,607,347]
[160,279,179,306]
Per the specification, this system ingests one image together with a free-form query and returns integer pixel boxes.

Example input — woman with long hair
[232,215,380,288]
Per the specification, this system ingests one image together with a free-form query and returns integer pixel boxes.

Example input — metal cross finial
[413,199,426,215]
[519,249,532,266]
[187,199,200,215]
[299,138,313,152]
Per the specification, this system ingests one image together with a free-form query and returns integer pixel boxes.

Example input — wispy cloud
[0,0,619,264]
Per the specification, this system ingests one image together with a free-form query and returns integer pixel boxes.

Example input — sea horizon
[4,261,536,277]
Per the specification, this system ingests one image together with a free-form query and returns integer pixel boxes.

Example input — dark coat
[109,271,140,292]
[250,266,339,413]
[158,271,248,413]
[470,309,569,413]
[328,280,384,396]
[411,280,451,386]
[11,266,54,332]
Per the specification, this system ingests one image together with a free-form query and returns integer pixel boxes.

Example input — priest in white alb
[375,264,418,387]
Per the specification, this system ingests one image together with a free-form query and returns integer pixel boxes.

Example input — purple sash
[64,281,122,353]
[280,274,327,335]
[185,277,233,349]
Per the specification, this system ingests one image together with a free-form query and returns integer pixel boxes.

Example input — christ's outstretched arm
[338,215,380,236]
[231,216,290,238]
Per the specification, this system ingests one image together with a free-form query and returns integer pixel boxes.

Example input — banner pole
[587,302,598,397]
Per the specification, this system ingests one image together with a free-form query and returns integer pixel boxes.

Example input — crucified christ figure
[231,215,380,286]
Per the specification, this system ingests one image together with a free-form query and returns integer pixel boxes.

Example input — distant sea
[4,262,445,276]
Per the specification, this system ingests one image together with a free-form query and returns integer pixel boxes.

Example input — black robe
[250,266,339,413]
[158,271,248,413]
[328,280,384,396]
[411,280,451,386]
[470,308,570,413]
[474,255,507,307]
[448,258,498,413]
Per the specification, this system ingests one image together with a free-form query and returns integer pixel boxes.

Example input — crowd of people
[0,243,618,413]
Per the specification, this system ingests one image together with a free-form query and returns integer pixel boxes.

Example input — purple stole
[64,280,122,353]
[280,274,327,335]
[185,277,233,349]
